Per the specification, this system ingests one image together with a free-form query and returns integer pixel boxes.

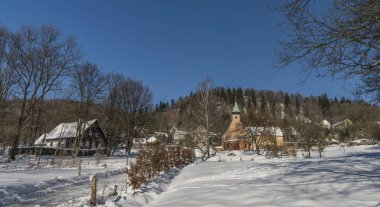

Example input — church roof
[232,99,240,113]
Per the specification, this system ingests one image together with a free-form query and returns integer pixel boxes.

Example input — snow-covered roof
[246,127,283,136]
[332,119,353,129]
[173,130,187,140]
[147,136,157,143]
[34,119,98,145]
[320,119,331,128]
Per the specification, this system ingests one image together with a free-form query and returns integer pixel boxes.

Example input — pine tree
[295,96,300,114]
[318,93,330,114]
[236,87,244,109]
[260,95,266,114]
[284,93,291,108]
[252,89,257,108]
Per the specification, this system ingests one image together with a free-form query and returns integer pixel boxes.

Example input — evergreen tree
[334,97,339,103]
[220,88,227,101]
[318,93,330,114]
[227,87,232,104]
[260,95,266,114]
[155,104,159,112]
[284,93,291,108]
[270,98,276,117]
[251,89,257,108]
[295,96,300,114]
[236,87,244,109]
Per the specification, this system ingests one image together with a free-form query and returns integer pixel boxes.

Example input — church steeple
[232,98,240,114]
[231,98,241,121]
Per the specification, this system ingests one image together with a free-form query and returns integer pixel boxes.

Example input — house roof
[332,119,353,128]
[34,119,98,145]
[147,136,157,143]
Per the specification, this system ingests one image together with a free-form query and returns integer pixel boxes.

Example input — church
[222,100,284,151]
[222,100,251,150]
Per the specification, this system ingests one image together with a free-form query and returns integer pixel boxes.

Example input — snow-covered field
[147,145,380,207]
[1,145,379,207]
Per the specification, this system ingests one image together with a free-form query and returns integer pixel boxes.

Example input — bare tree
[102,73,124,156]
[70,62,105,158]
[277,0,380,102]
[244,111,274,155]
[295,122,322,158]
[116,78,152,158]
[189,78,223,158]
[8,25,81,160]
[0,26,15,148]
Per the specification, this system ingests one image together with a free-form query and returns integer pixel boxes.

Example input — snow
[1,144,379,206]
[0,155,129,206]
[147,137,157,143]
[146,145,380,207]
[321,119,331,128]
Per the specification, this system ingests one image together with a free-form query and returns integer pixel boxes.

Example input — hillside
[156,87,380,141]
[0,87,379,148]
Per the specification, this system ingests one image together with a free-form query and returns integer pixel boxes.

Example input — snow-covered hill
[146,145,380,207]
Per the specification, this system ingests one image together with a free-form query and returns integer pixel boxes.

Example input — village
[0,0,380,206]
[1,95,379,206]
[22,99,363,160]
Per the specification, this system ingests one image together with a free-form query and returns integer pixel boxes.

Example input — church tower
[231,98,241,122]
[223,98,251,150]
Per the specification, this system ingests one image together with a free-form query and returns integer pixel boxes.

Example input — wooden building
[222,100,251,150]
[222,100,284,151]
[34,119,106,150]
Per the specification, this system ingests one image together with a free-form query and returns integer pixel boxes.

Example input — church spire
[232,97,240,114]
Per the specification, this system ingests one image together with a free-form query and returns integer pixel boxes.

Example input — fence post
[112,185,117,196]
[90,175,97,205]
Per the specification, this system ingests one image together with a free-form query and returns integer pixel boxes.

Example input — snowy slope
[146,145,380,207]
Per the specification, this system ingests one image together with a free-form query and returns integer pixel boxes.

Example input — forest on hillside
[156,86,380,141]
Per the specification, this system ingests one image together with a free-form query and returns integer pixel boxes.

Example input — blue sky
[0,0,353,102]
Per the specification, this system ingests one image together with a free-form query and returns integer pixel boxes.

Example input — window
[50,142,53,147]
